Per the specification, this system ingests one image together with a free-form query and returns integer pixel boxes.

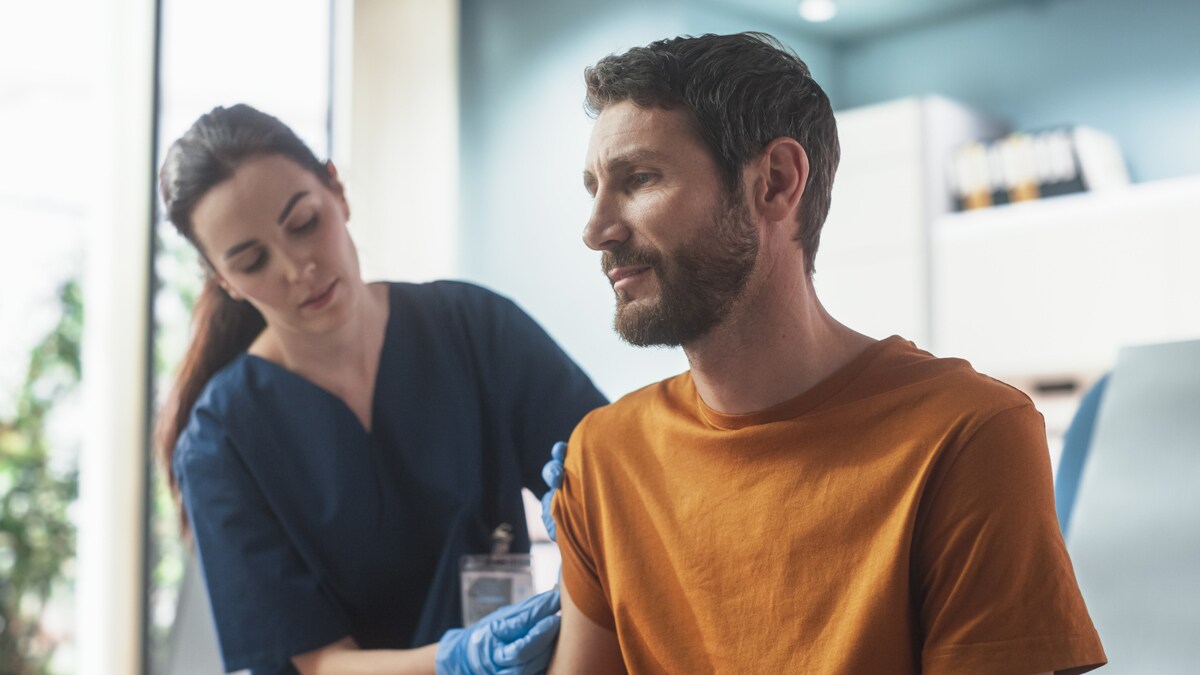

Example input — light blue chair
[1055,373,1110,537]
[1056,339,1200,673]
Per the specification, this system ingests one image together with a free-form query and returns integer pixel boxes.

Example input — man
[548,32,1106,674]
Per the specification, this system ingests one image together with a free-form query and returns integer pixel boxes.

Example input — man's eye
[631,173,655,187]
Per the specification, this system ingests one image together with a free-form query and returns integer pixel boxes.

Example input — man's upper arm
[550,422,627,674]
[916,405,1106,673]
[548,584,626,675]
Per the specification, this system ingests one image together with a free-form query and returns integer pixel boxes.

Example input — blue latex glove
[539,441,568,542]
[436,587,562,675]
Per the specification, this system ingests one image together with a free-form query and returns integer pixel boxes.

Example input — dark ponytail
[155,280,265,535]
[155,104,329,535]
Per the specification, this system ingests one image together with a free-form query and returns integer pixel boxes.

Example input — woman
[156,104,607,675]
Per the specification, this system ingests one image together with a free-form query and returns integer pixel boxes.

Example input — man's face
[582,101,759,347]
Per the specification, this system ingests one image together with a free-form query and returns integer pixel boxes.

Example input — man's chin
[615,289,653,307]
[614,304,682,348]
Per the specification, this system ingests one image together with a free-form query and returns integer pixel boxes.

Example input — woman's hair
[155,104,330,534]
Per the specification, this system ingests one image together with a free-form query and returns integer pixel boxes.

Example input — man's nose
[583,193,631,252]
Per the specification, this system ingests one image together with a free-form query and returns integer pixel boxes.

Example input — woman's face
[190,154,360,337]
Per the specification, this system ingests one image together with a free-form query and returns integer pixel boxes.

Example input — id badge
[459,523,535,626]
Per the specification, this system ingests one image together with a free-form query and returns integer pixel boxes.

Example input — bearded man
[547,32,1107,675]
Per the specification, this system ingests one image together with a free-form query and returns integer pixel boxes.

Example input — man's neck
[684,273,875,416]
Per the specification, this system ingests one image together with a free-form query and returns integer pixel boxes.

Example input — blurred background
[1,0,1197,672]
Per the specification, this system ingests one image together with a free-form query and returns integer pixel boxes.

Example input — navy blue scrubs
[174,281,608,674]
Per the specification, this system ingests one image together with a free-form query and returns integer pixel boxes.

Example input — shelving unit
[816,96,1006,347]
[820,96,1200,386]
[819,98,1199,460]
[931,174,1200,382]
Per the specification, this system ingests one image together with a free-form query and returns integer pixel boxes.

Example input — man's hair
[584,32,839,275]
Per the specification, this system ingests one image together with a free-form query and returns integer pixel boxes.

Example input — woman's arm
[293,638,438,675]
[293,637,438,675]
[293,588,562,675]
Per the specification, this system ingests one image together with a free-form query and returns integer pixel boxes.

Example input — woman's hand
[436,441,569,674]
[539,441,568,542]
[436,588,562,674]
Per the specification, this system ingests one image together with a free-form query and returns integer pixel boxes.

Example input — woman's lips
[301,279,338,309]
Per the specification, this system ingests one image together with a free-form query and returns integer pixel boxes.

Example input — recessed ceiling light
[798,0,837,22]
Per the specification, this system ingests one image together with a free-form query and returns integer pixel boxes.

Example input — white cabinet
[819,97,1200,384]
[816,97,1005,346]
[932,175,1200,380]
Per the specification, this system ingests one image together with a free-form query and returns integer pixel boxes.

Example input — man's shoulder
[865,337,1033,417]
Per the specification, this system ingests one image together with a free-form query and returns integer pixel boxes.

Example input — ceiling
[711,0,1035,43]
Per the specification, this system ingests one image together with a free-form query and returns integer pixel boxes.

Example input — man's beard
[602,192,759,347]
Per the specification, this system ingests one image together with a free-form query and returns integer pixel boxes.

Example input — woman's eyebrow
[277,190,309,224]
[223,239,258,260]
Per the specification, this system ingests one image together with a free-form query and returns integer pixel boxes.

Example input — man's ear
[325,160,351,220]
[752,137,809,225]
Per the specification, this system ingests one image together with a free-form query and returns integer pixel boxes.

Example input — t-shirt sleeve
[473,287,608,497]
[914,403,1107,675]
[174,404,353,673]
[552,420,617,630]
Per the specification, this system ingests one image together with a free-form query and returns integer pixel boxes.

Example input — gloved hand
[436,587,562,675]
[539,441,568,542]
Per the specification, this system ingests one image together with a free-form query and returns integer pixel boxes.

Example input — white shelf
[932,175,1200,380]
[934,175,1200,235]
[817,96,1006,346]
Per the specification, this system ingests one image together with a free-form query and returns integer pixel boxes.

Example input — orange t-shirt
[554,336,1106,674]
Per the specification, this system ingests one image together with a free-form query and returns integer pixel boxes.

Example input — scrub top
[173,281,608,674]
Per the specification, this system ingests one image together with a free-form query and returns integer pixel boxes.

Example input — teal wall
[834,0,1200,182]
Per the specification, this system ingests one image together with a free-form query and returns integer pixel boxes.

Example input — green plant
[0,280,82,674]
[146,223,199,675]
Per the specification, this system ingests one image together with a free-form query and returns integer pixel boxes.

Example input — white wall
[343,0,460,284]
[77,0,156,672]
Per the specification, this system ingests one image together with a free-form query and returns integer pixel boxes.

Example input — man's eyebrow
[223,239,258,261]
[583,149,666,189]
[276,190,309,225]
[606,149,664,170]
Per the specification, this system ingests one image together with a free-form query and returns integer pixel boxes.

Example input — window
[149,1,333,671]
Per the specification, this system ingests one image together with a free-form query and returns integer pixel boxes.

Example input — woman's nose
[282,248,317,282]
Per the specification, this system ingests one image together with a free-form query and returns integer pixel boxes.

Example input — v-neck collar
[242,283,395,436]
